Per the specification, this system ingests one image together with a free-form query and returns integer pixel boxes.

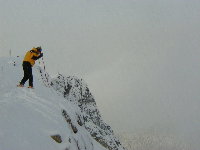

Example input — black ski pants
[20,61,33,87]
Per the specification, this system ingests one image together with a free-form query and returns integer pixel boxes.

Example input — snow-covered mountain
[118,132,190,150]
[0,56,125,150]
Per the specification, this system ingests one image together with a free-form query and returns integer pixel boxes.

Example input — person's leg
[20,62,30,85]
[28,66,33,87]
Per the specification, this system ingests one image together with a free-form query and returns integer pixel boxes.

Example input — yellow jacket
[23,48,40,66]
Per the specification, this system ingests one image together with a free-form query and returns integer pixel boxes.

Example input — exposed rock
[51,134,62,143]
[77,113,84,126]
[62,109,78,134]
[51,74,125,150]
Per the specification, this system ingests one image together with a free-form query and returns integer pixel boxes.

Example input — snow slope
[0,56,123,150]
[118,131,191,150]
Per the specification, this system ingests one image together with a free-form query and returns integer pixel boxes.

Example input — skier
[17,47,43,88]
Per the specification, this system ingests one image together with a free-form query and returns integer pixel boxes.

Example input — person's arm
[32,53,43,60]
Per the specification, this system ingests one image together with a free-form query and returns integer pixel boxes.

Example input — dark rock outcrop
[50,74,125,150]
[51,134,62,143]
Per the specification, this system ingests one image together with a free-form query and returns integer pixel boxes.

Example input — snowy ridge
[0,56,124,150]
[50,74,124,150]
[38,57,124,150]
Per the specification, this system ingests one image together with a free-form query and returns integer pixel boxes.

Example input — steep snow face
[35,58,124,150]
[0,56,114,150]
[50,74,124,150]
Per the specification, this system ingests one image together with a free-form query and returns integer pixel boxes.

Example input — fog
[1,0,200,149]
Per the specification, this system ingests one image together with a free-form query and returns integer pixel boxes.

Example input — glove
[40,53,43,57]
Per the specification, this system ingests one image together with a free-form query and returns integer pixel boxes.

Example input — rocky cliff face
[36,60,125,150]
[49,74,124,150]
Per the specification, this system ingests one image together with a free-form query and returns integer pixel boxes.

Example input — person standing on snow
[17,47,43,88]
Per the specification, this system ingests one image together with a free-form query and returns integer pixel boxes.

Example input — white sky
[1,0,200,148]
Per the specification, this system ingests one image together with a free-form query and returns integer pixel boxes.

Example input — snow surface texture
[0,57,124,150]
[118,132,191,150]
